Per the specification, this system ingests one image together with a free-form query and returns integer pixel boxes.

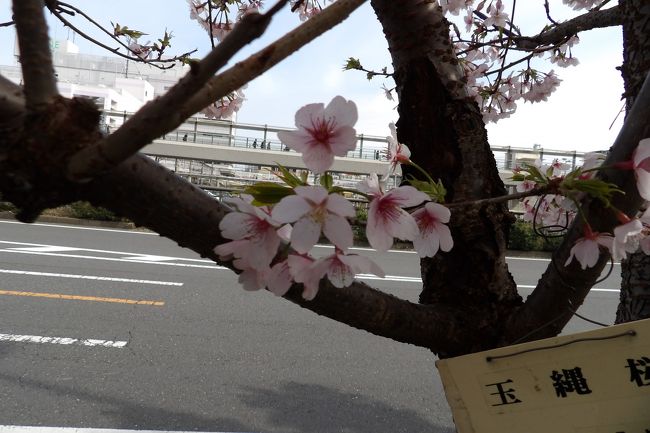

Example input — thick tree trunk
[370,0,520,356]
[616,0,650,324]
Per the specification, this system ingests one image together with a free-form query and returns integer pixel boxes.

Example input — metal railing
[104,110,590,172]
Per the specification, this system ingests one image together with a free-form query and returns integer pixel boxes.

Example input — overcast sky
[0,1,625,152]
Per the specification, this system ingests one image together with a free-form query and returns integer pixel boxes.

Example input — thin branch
[66,0,291,181]
[180,0,367,121]
[448,187,548,209]
[46,2,196,68]
[12,0,58,111]
[515,5,622,50]
[0,20,14,27]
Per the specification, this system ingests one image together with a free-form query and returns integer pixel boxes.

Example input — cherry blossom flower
[385,122,411,176]
[232,258,292,296]
[214,196,283,269]
[521,71,561,103]
[278,96,358,174]
[483,0,509,28]
[202,89,245,120]
[412,202,453,258]
[358,174,430,251]
[565,226,613,270]
[516,179,536,193]
[612,216,644,261]
[563,0,601,11]
[633,138,650,201]
[311,250,385,289]
[287,254,322,300]
[271,185,355,253]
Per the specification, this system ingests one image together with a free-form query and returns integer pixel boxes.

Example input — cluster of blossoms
[202,88,246,120]
[429,1,588,123]
[513,138,650,270]
[215,96,453,300]
[188,0,263,42]
[290,0,335,21]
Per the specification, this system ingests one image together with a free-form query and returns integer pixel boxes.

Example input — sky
[0,1,626,153]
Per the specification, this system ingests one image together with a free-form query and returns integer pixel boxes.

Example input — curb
[0,211,142,231]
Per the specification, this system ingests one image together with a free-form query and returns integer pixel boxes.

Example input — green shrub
[508,220,564,252]
[68,201,123,221]
[0,201,16,212]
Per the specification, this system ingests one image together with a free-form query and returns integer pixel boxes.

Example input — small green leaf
[343,57,363,71]
[274,164,308,187]
[244,182,294,205]
[319,173,333,190]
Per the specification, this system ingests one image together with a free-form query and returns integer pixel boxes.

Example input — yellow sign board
[436,319,650,433]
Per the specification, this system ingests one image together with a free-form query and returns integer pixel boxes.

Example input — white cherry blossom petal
[272,195,312,223]
[325,193,356,217]
[291,216,322,253]
[323,214,354,252]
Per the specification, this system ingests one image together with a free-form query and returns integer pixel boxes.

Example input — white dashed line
[0,333,127,348]
[0,269,183,286]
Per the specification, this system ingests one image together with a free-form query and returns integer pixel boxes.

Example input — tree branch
[179,0,367,120]
[66,1,290,181]
[504,71,650,344]
[12,0,58,111]
[80,152,475,353]
[514,5,622,50]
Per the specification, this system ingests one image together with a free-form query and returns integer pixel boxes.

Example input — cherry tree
[0,0,649,410]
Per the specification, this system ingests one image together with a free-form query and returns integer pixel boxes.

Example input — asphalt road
[0,219,623,433]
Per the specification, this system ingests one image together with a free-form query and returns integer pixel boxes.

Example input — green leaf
[319,173,333,190]
[243,182,294,205]
[406,176,446,202]
[274,164,308,187]
[343,57,362,71]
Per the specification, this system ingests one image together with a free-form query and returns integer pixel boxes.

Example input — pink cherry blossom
[311,250,385,289]
[412,202,453,258]
[516,179,536,193]
[214,196,283,269]
[565,227,613,270]
[612,217,644,261]
[232,258,292,296]
[386,122,411,176]
[277,96,358,174]
[483,0,509,28]
[633,138,650,201]
[359,174,430,251]
[287,254,322,300]
[271,186,355,253]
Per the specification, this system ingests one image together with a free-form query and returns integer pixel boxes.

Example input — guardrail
[104,110,590,172]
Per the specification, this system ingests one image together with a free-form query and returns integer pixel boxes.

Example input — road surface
[0,220,622,433]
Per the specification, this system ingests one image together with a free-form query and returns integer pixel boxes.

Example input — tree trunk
[370,0,521,357]
[616,0,650,324]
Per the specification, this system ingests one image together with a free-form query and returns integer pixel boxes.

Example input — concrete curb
[0,211,142,231]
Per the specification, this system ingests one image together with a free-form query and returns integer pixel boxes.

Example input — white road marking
[11,246,81,253]
[516,284,619,293]
[0,240,212,263]
[0,333,127,348]
[0,269,183,286]
[0,427,253,433]
[0,249,223,270]
[122,254,177,262]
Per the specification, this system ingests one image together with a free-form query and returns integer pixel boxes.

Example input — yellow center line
[0,289,164,306]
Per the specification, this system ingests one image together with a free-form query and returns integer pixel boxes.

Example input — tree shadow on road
[239,381,455,433]
[0,372,252,432]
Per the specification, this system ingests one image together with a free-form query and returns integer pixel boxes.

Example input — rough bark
[616,0,650,323]
[370,0,520,356]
